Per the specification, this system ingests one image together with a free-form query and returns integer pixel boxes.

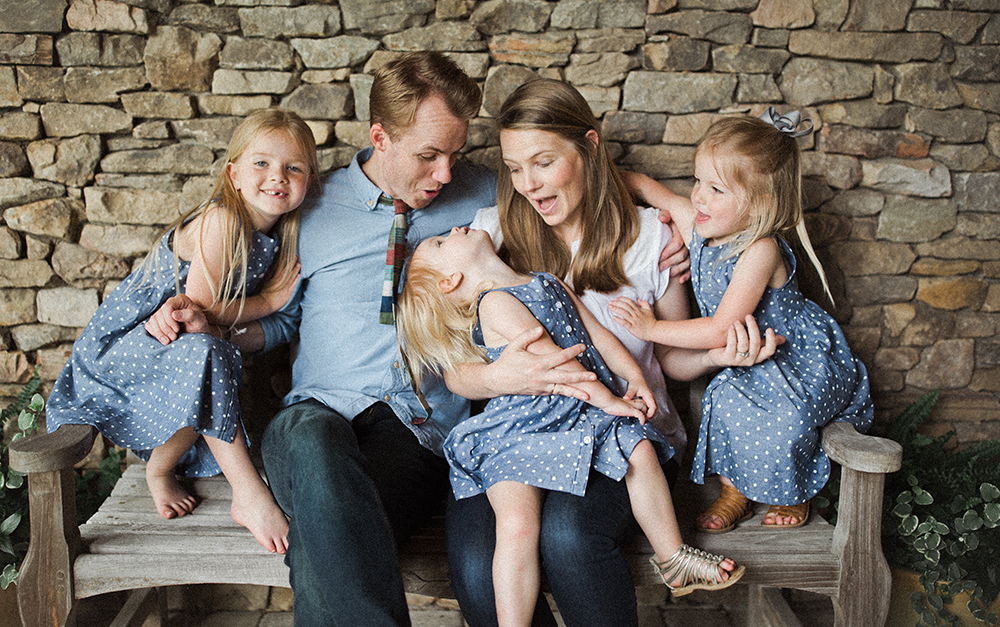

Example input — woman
[444,79,779,627]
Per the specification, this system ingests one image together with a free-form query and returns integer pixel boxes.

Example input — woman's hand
[488,326,597,400]
[708,315,784,368]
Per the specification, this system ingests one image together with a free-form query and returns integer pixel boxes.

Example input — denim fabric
[262,399,449,627]
[445,461,679,627]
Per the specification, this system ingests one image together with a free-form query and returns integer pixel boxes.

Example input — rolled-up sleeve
[259,279,304,353]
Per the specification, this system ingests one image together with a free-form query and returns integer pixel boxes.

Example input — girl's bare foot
[146,470,198,519]
[762,501,810,528]
[230,483,289,554]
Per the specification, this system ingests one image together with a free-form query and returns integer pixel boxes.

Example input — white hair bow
[760,107,813,138]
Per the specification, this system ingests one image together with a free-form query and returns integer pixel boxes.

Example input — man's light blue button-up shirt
[259,148,497,454]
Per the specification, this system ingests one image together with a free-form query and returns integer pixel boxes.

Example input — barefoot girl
[398,226,744,627]
[46,108,317,554]
[610,109,873,532]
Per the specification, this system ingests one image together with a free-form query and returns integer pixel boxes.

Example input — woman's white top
[471,205,687,460]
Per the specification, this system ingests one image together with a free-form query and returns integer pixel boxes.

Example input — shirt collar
[350,147,389,212]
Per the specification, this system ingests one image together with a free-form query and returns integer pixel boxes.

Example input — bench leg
[831,468,892,627]
[17,468,80,627]
[109,588,166,627]
[748,585,804,627]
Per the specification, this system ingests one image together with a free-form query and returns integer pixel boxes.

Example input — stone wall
[1,0,998,443]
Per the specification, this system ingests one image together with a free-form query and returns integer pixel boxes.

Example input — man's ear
[437,272,464,294]
[370,123,391,152]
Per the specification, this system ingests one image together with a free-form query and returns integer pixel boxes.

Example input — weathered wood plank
[73,554,290,599]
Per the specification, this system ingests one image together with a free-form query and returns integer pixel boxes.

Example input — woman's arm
[477,290,647,419]
[443,327,595,401]
[609,237,782,350]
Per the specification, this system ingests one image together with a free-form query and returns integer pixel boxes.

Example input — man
[150,52,594,625]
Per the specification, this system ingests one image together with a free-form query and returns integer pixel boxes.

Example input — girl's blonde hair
[496,79,637,295]
[396,250,488,389]
[698,114,833,303]
[134,108,317,322]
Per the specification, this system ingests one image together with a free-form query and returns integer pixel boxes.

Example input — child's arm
[181,207,301,327]
[608,237,784,350]
[657,315,785,381]
[621,171,696,249]
[478,290,649,421]
[557,281,657,420]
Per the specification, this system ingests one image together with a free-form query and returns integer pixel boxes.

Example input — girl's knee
[495,506,541,547]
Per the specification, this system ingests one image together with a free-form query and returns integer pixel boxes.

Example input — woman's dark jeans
[446,460,679,627]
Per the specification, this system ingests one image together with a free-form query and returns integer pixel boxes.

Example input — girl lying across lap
[47,108,318,554]
[610,109,873,533]
[398,225,744,627]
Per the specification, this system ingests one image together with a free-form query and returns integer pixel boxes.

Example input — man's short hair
[369,51,482,139]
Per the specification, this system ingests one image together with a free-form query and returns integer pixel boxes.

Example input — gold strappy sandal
[696,483,754,534]
[649,544,746,597]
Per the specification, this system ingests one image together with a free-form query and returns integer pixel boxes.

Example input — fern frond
[886,389,941,445]
[0,368,41,425]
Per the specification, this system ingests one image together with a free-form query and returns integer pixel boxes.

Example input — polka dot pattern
[688,234,873,506]
[445,273,674,499]
[45,227,279,478]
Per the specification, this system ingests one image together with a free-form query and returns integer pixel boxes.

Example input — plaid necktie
[379,196,408,324]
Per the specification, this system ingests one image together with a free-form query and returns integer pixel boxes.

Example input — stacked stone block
[1,0,998,443]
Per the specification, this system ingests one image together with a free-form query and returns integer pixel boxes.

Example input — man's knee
[264,400,355,459]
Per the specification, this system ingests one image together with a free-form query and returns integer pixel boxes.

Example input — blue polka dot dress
[45,225,279,477]
[688,233,873,506]
[444,273,674,499]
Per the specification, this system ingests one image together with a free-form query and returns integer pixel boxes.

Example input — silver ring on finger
[736,350,749,358]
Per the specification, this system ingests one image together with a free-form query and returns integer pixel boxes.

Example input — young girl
[46,108,318,554]
[609,109,873,532]
[398,226,744,627]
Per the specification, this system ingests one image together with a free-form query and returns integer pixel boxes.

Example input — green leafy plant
[0,370,43,590]
[0,371,124,590]
[880,389,1000,626]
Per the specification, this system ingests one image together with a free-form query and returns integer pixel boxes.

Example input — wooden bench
[10,413,901,627]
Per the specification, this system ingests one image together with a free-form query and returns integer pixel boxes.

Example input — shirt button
[384,395,391,402]
[393,361,400,369]
[367,199,374,207]
[583,436,592,444]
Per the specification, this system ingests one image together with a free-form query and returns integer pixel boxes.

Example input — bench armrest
[821,421,901,475]
[9,423,97,474]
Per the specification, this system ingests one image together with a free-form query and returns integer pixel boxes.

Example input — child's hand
[608,297,657,342]
[259,259,301,314]
[622,380,657,423]
[601,395,648,421]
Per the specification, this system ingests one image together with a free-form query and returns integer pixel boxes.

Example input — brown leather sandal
[761,500,810,528]
[696,483,754,534]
